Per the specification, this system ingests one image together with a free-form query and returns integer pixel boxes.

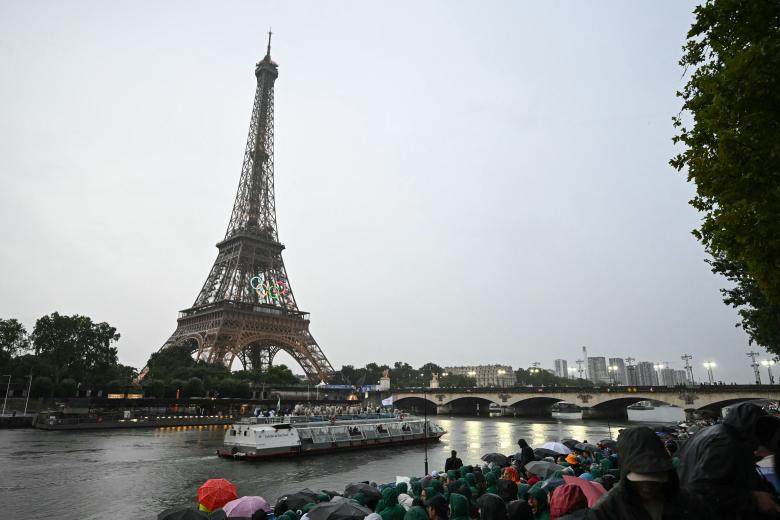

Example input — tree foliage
[671,0,780,352]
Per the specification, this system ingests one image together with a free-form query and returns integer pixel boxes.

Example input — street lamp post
[703,361,716,384]
[607,365,617,385]
[761,360,776,385]
[1,375,11,416]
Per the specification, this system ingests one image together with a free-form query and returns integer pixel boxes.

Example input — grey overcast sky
[0,1,764,384]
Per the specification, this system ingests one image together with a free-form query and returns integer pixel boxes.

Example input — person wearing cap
[678,401,780,519]
[589,426,695,519]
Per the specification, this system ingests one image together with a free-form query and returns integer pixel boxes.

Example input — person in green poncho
[379,487,406,520]
[410,480,423,499]
[485,473,497,495]
[449,493,470,520]
[464,473,478,497]
[527,484,550,520]
[404,505,429,520]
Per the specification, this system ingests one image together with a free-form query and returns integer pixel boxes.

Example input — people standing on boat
[678,402,780,519]
[445,450,463,472]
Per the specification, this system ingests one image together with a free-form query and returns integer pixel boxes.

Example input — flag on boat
[381,396,393,407]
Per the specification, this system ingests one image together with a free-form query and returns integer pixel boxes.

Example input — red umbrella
[562,475,606,507]
[198,478,238,512]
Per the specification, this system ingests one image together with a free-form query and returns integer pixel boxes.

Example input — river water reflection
[1,417,626,520]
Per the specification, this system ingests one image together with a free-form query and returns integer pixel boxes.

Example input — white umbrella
[542,441,571,454]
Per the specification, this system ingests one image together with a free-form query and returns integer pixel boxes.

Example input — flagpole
[424,386,429,475]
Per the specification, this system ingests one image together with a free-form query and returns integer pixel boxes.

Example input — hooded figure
[410,480,423,500]
[548,484,586,520]
[507,500,534,520]
[678,402,780,519]
[589,426,694,520]
[449,493,470,520]
[517,439,536,469]
[379,488,406,520]
[496,479,519,504]
[403,506,429,520]
[486,473,498,495]
[526,484,550,520]
[477,493,507,520]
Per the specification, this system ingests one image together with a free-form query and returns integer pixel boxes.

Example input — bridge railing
[392,384,776,394]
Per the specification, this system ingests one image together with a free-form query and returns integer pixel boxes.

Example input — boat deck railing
[238,413,410,426]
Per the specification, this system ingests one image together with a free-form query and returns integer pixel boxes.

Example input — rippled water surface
[0,417,623,520]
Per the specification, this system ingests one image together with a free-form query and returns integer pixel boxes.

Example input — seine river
[1,417,631,520]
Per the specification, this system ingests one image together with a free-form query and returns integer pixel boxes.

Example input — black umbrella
[533,448,561,459]
[321,490,342,499]
[561,439,580,449]
[307,501,372,520]
[343,483,381,501]
[158,507,209,520]
[599,439,617,449]
[574,442,600,453]
[481,452,509,466]
[275,493,318,513]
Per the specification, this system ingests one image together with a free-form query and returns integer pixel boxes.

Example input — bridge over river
[389,385,780,419]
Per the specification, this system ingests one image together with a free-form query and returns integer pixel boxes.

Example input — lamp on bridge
[761,360,776,385]
[703,361,716,385]
[607,365,618,385]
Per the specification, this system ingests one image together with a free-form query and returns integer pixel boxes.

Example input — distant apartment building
[587,357,609,384]
[636,361,659,386]
[444,364,515,387]
[676,369,689,385]
[554,359,569,379]
[626,363,638,386]
[608,357,627,385]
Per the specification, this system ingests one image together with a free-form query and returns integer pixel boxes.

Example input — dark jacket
[446,456,464,472]
[677,402,776,520]
[588,427,693,520]
[517,440,535,469]
[477,493,507,520]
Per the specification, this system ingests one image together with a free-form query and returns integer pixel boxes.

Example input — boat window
[230,429,236,436]
[244,430,248,436]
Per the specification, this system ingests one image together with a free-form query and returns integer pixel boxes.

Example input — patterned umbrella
[223,496,272,517]
[198,479,238,512]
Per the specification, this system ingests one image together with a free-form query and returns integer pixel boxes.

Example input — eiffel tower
[144,34,335,382]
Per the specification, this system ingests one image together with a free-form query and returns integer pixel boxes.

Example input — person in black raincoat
[446,450,464,472]
[678,402,780,519]
[477,493,507,520]
[588,426,695,519]
[516,439,535,470]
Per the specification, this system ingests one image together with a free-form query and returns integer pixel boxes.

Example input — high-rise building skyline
[608,357,627,385]
[636,361,659,386]
[554,359,568,379]
[587,356,609,384]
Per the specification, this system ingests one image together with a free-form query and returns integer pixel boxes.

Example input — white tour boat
[217,413,446,461]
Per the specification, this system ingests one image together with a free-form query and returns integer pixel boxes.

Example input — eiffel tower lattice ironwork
[145,34,335,382]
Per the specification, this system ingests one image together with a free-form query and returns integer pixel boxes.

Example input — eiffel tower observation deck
[145,34,335,382]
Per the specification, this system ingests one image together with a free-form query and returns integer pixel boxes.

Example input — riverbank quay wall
[388,385,780,419]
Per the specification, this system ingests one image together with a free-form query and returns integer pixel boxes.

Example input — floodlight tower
[681,354,694,384]
[747,351,762,384]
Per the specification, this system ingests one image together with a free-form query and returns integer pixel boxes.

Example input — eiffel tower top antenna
[266,28,272,57]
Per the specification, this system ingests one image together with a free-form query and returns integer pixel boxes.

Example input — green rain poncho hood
[379,488,405,520]
[527,484,550,520]
[403,506,429,520]
[410,480,422,499]
[485,473,497,495]
[449,493,470,520]
[396,482,408,495]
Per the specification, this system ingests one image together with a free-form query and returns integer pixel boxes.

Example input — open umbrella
[276,493,318,512]
[533,448,561,459]
[307,500,372,520]
[561,439,580,449]
[223,496,272,518]
[481,453,509,466]
[562,475,606,507]
[158,507,209,520]
[574,442,600,453]
[599,439,617,449]
[525,460,564,479]
[198,479,238,513]
[343,483,381,501]
[542,442,571,454]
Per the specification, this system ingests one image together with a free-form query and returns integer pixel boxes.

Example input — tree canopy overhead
[671,0,780,353]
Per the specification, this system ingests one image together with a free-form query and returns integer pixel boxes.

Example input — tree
[32,313,120,385]
[145,379,166,399]
[56,378,78,397]
[167,379,186,398]
[183,377,204,398]
[30,376,53,398]
[145,343,196,381]
[264,364,299,385]
[514,368,590,387]
[671,0,780,352]
[0,318,29,357]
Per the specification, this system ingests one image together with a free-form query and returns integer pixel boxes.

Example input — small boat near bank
[217,413,446,461]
